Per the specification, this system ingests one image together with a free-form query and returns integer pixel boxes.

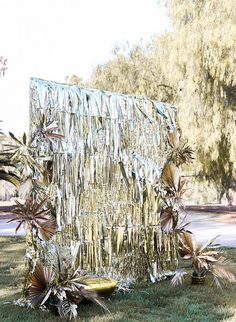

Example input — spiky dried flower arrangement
[1,132,41,176]
[28,252,111,320]
[162,127,235,288]
[161,162,188,207]
[32,113,64,144]
[8,197,56,241]
[167,128,194,166]
[171,232,236,287]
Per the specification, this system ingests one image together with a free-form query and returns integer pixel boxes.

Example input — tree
[90,43,176,102]
[0,56,7,77]
[89,0,236,203]
[163,0,236,203]
[65,74,84,86]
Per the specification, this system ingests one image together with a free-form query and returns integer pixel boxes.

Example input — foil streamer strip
[29,77,178,280]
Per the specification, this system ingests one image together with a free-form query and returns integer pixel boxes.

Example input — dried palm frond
[59,267,109,310]
[29,263,55,307]
[29,260,110,319]
[174,213,191,234]
[33,114,64,143]
[167,128,181,148]
[18,177,33,199]
[65,277,109,312]
[76,287,109,312]
[167,127,194,166]
[1,132,42,176]
[197,235,220,254]
[171,269,187,287]
[0,169,20,186]
[0,155,21,186]
[162,162,180,190]
[37,217,57,241]
[178,231,196,258]
[8,197,57,241]
[210,257,236,288]
[55,250,110,312]
[171,233,236,287]
[179,233,221,273]
[160,206,178,233]
[168,144,194,166]
[162,162,188,204]
[57,299,78,320]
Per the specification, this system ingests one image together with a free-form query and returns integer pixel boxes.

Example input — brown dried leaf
[162,162,180,191]
[29,263,55,307]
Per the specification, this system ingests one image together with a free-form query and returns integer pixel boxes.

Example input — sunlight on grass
[0,236,236,321]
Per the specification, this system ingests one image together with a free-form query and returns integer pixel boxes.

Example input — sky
[0,0,169,134]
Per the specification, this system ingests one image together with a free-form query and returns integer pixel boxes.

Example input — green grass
[1,236,236,322]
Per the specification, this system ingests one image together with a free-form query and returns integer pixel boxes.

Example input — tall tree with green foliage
[163,0,236,202]
[88,0,236,203]
[0,56,7,77]
[90,43,176,102]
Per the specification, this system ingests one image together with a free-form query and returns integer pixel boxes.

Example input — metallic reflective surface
[29,77,178,281]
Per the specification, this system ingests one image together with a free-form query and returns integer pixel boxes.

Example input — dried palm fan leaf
[167,128,181,148]
[162,162,187,204]
[210,257,236,287]
[8,197,57,241]
[33,113,64,143]
[160,206,178,233]
[29,263,55,307]
[197,235,220,254]
[168,144,194,166]
[1,132,43,176]
[0,169,20,186]
[167,126,194,166]
[172,233,236,287]
[29,256,110,318]
[57,299,78,320]
[179,233,220,271]
[18,177,33,199]
[76,287,109,312]
[0,154,21,186]
[174,219,191,234]
[178,231,196,258]
[37,217,57,241]
[162,162,180,191]
[65,273,110,312]
[171,268,187,287]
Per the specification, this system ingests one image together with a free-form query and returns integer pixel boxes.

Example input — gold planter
[79,276,117,296]
[191,273,205,285]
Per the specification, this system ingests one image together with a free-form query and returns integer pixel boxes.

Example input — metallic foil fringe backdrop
[29,78,178,281]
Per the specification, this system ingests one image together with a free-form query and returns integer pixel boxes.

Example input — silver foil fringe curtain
[29,78,178,281]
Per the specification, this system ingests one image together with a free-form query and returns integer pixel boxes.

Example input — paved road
[187,212,236,248]
[0,214,25,236]
[0,211,235,247]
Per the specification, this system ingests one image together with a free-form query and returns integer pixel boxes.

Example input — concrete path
[0,211,235,247]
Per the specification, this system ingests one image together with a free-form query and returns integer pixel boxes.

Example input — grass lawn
[1,236,236,322]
